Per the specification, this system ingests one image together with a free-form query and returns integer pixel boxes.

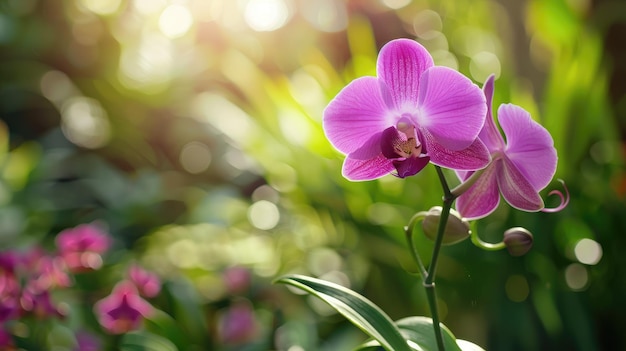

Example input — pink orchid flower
[127,264,161,298]
[94,280,153,334]
[323,38,490,180]
[456,75,568,219]
[56,223,111,272]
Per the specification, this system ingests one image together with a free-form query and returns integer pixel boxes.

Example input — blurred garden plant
[0,223,161,350]
[276,39,568,351]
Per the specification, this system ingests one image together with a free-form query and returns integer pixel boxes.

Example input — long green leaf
[119,331,178,351]
[356,316,466,351]
[274,274,412,351]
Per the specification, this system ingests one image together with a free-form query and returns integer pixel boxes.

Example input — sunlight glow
[574,238,602,265]
[159,4,194,38]
[244,0,290,32]
[133,0,166,15]
[118,34,174,90]
[300,0,347,32]
[381,0,411,9]
[61,97,111,149]
[79,0,122,15]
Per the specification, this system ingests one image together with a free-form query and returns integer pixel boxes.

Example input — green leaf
[356,317,464,351]
[456,339,486,351]
[144,309,190,351]
[274,274,412,351]
[120,331,178,351]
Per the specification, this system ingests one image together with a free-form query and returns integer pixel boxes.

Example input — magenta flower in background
[218,301,259,345]
[0,274,20,322]
[94,280,153,334]
[223,266,251,294]
[456,75,564,220]
[30,255,72,291]
[127,264,161,298]
[0,328,14,350]
[20,282,66,319]
[73,330,102,351]
[56,223,111,272]
[323,38,490,180]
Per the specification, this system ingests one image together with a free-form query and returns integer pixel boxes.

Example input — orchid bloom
[127,264,161,298]
[455,75,567,220]
[94,280,153,334]
[56,223,111,272]
[323,38,490,181]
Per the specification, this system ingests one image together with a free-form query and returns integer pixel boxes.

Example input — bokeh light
[243,0,291,32]
[565,263,589,291]
[574,238,603,265]
[159,4,193,38]
[60,97,111,149]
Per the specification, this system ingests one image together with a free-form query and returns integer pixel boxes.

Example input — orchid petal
[323,77,392,155]
[455,164,500,220]
[380,126,405,159]
[377,39,433,111]
[541,179,570,213]
[342,154,395,181]
[424,131,491,170]
[393,156,430,178]
[348,131,384,160]
[497,156,544,211]
[498,104,557,191]
[477,75,505,151]
[417,66,487,150]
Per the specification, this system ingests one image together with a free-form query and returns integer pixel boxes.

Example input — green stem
[423,166,457,351]
[405,211,429,277]
[470,221,506,251]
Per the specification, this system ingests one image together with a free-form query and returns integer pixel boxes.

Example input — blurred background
[0,0,625,350]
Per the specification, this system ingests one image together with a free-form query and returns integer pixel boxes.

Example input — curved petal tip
[541,179,570,213]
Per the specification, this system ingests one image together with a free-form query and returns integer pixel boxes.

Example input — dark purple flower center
[380,121,430,178]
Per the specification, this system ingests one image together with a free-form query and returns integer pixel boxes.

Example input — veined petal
[342,153,395,181]
[455,163,500,220]
[323,77,392,155]
[424,130,491,170]
[498,104,557,191]
[497,156,544,211]
[478,75,505,151]
[349,131,383,160]
[417,66,487,150]
[377,39,433,111]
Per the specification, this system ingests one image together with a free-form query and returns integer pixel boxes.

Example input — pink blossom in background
[218,301,259,345]
[19,282,66,319]
[456,75,565,219]
[223,266,251,294]
[94,280,153,334]
[0,274,20,322]
[30,255,72,291]
[0,327,14,350]
[323,38,490,180]
[73,330,101,351]
[56,223,111,272]
[128,264,161,298]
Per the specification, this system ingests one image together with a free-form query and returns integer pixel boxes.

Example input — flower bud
[503,227,534,256]
[422,206,470,245]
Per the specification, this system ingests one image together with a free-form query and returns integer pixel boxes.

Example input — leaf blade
[275,274,412,351]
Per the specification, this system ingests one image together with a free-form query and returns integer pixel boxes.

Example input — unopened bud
[503,227,534,256]
[422,206,470,245]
